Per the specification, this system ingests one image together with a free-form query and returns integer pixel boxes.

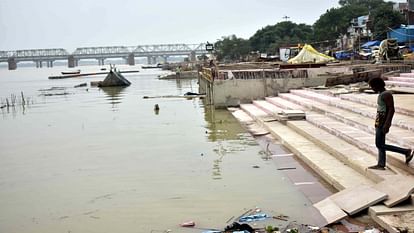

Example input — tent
[288,44,335,64]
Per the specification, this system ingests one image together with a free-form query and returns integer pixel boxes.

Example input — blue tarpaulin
[388,25,414,43]
[361,40,380,48]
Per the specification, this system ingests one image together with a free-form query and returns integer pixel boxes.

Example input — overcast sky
[0,0,404,52]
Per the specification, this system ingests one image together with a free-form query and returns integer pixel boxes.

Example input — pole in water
[154,104,160,115]
[21,91,25,106]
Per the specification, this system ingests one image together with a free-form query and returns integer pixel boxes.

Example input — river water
[0,65,322,233]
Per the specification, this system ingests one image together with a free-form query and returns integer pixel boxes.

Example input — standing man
[368,77,413,170]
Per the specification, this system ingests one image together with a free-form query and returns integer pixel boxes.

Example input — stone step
[385,80,414,88]
[285,89,414,133]
[388,76,414,83]
[339,93,414,117]
[261,120,374,191]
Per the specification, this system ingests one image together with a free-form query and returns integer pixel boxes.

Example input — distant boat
[141,63,162,69]
[61,69,81,75]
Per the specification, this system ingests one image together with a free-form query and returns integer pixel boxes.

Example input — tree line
[214,0,405,62]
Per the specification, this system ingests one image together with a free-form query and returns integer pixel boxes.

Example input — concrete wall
[211,76,330,107]
[200,66,352,108]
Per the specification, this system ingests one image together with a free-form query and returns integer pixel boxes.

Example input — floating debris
[40,92,71,96]
[74,83,87,88]
[179,220,195,227]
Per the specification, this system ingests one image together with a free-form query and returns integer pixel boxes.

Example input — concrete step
[285,89,414,133]
[240,103,269,119]
[388,76,414,83]
[400,72,414,77]
[286,117,414,178]
[229,108,270,136]
[252,100,283,115]
[303,112,414,175]
[286,119,394,182]
[276,93,414,149]
[265,96,306,111]
[261,120,374,191]
[385,80,414,88]
[339,93,414,117]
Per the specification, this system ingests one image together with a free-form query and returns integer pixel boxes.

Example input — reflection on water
[204,106,259,180]
[100,86,126,110]
[204,106,250,142]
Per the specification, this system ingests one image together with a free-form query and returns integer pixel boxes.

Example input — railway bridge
[0,43,208,70]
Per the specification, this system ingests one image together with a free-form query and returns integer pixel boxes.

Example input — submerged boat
[61,69,81,75]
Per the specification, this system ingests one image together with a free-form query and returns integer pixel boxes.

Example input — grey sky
[0,0,400,52]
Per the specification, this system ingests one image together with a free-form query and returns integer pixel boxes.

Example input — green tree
[370,3,405,40]
[313,5,367,43]
[249,21,312,53]
[314,0,405,43]
[214,35,251,62]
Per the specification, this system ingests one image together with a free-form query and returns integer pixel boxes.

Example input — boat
[141,63,163,69]
[61,69,81,75]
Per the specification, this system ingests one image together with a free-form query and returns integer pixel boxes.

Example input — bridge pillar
[37,61,43,68]
[163,55,168,63]
[68,55,75,68]
[127,53,135,66]
[7,57,17,70]
[46,60,53,68]
[98,58,105,66]
[152,56,157,64]
[147,56,152,64]
[190,51,196,62]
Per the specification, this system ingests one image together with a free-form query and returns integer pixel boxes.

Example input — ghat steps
[231,84,414,232]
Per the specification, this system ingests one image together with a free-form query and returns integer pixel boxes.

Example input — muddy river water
[0,65,325,233]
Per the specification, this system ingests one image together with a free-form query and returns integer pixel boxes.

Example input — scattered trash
[282,222,322,233]
[286,228,299,233]
[225,222,254,232]
[265,225,280,233]
[238,213,267,222]
[363,228,381,233]
[179,221,195,227]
